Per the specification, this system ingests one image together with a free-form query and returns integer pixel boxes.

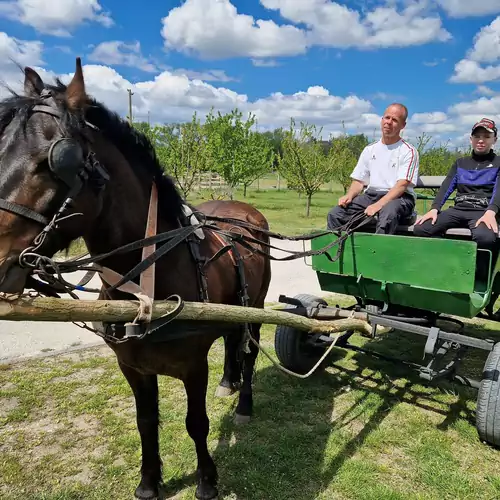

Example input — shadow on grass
[202,325,487,500]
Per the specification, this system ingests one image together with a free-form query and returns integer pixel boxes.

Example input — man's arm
[372,179,412,209]
[345,179,365,199]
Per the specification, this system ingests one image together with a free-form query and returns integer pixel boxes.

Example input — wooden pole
[0,296,372,336]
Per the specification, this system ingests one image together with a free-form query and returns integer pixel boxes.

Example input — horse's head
[0,58,109,292]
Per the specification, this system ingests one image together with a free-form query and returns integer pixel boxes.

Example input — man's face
[380,106,406,139]
[470,128,497,154]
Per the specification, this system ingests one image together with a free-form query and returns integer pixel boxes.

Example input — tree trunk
[306,193,312,217]
[243,184,247,197]
[0,296,372,336]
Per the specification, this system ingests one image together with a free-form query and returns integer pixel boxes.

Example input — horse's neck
[84,171,178,264]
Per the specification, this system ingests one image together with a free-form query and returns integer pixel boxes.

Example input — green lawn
[2,317,500,500]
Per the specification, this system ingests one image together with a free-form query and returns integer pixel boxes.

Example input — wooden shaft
[0,296,372,335]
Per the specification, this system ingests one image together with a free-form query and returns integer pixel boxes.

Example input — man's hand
[338,194,352,207]
[365,203,382,217]
[415,209,438,225]
[476,209,498,233]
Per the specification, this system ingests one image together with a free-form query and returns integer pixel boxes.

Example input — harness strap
[0,199,49,225]
[140,182,158,298]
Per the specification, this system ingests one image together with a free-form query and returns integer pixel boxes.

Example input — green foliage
[157,113,208,198]
[204,108,273,198]
[277,118,336,216]
[329,131,369,193]
[414,132,464,176]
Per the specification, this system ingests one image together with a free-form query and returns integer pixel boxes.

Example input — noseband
[0,90,109,267]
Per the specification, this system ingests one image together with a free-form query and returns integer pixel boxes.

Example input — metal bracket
[424,326,440,356]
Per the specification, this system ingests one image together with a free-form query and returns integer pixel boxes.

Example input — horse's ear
[24,67,44,97]
[65,57,87,111]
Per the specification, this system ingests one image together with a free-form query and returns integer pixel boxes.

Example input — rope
[248,330,343,379]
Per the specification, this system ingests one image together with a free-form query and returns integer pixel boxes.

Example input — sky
[1,0,500,149]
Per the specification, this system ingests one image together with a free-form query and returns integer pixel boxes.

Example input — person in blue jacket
[414,118,500,249]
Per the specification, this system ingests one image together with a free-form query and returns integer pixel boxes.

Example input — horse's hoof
[234,413,251,425]
[134,484,159,500]
[195,483,218,500]
[215,385,237,397]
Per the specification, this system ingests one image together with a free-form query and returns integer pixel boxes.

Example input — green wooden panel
[316,273,487,318]
[312,232,477,294]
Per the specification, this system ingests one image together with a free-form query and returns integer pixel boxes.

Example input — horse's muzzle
[0,253,31,293]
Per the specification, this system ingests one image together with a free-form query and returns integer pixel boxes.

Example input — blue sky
[1,0,500,148]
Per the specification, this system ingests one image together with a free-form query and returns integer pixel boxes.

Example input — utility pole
[147,110,150,127]
[127,88,134,125]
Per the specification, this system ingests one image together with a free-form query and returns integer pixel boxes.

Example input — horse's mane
[0,77,185,222]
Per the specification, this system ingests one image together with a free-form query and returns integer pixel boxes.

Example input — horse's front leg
[119,361,162,500]
[183,359,218,500]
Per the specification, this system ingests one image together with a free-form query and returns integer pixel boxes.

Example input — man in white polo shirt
[327,103,419,234]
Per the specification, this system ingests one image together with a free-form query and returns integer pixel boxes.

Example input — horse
[0,58,271,500]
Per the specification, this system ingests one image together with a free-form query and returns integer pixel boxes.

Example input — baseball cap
[472,117,497,135]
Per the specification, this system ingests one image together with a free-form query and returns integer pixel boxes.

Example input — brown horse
[0,58,271,499]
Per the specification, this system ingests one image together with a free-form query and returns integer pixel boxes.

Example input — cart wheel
[476,342,500,447]
[274,294,342,375]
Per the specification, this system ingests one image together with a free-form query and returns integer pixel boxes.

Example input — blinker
[48,138,84,188]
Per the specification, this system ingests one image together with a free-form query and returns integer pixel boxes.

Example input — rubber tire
[476,342,500,447]
[274,294,330,375]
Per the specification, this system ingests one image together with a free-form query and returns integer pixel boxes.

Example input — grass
[2,319,500,500]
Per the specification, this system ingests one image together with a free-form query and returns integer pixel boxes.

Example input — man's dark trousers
[327,189,415,234]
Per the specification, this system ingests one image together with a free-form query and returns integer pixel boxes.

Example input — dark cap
[472,117,497,135]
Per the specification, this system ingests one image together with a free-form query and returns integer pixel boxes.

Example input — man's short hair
[387,102,408,122]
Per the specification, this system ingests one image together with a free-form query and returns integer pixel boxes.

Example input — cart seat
[396,224,500,239]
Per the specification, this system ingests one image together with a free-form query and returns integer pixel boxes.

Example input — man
[413,118,500,249]
[327,103,419,234]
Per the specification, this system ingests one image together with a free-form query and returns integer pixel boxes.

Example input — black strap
[0,199,49,225]
[105,225,198,292]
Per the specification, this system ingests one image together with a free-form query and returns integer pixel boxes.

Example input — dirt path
[0,239,337,362]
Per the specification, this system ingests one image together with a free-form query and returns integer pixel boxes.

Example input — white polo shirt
[351,139,419,197]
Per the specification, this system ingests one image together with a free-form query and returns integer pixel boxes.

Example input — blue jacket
[431,150,500,213]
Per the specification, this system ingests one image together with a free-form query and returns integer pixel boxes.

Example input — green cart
[274,176,500,448]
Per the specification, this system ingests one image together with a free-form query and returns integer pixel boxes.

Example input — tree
[204,108,273,198]
[155,113,208,198]
[329,131,369,193]
[240,130,275,196]
[277,118,336,216]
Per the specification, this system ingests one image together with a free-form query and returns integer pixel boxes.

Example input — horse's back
[196,199,269,235]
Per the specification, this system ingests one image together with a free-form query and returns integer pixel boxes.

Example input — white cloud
[0,32,45,96]
[88,41,157,73]
[423,58,446,67]
[168,68,238,82]
[467,17,500,63]
[0,0,113,37]
[475,85,497,96]
[411,112,448,124]
[160,0,451,60]
[437,0,500,18]
[252,59,280,67]
[262,0,451,48]
[451,17,500,83]
[250,86,373,131]
[161,0,307,59]
[450,59,500,84]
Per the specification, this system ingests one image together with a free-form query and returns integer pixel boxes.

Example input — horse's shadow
[161,324,487,499]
